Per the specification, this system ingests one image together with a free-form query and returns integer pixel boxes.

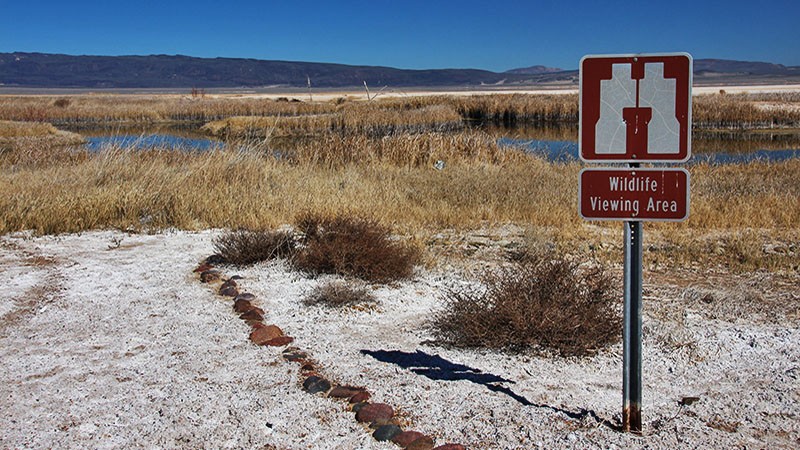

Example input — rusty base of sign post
[623,404,642,435]
[622,220,643,434]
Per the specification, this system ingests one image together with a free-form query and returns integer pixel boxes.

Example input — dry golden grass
[693,93,800,129]
[0,132,797,239]
[646,228,800,273]
[686,160,800,229]
[0,120,83,142]
[357,94,580,124]
[0,120,86,168]
[0,95,336,125]
[0,120,61,138]
[0,138,573,235]
[283,131,526,168]
[1,92,798,275]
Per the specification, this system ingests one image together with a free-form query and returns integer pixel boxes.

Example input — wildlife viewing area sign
[579,168,689,221]
[578,53,692,434]
[579,53,692,163]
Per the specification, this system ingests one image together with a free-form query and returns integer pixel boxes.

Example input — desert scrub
[303,280,376,308]
[431,252,619,356]
[293,213,421,283]
[212,229,296,265]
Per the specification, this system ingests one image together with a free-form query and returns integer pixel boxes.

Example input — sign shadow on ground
[360,349,619,431]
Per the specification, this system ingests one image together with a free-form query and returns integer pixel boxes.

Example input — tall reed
[201,104,462,138]
[3,92,797,129]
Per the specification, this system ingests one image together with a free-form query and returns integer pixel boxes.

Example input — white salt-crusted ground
[1,230,798,449]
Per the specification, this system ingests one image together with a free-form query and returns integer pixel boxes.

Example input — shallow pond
[84,134,223,151]
[490,124,800,164]
[73,123,800,164]
[499,137,800,164]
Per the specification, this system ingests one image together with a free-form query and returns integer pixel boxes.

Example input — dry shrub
[431,252,619,356]
[213,229,296,265]
[303,280,376,308]
[293,213,421,283]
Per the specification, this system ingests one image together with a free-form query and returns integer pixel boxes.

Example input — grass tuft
[302,280,376,308]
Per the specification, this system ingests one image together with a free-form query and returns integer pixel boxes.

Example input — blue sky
[1,1,797,72]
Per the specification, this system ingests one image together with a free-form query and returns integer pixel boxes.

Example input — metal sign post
[623,218,643,434]
[579,53,692,434]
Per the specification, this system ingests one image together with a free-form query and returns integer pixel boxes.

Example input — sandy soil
[1,230,798,449]
[217,84,800,102]
[4,84,798,101]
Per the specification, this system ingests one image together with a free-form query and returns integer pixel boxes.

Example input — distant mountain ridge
[504,65,563,75]
[693,58,797,75]
[0,52,798,89]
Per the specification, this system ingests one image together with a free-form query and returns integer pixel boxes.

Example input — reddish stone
[300,363,315,373]
[405,436,435,450]
[249,325,283,345]
[349,391,371,404]
[234,293,256,302]
[194,262,213,273]
[393,431,430,448]
[283,351,308,362]
[233,299,254,313]
[204,254,226,264]
[302,375,331,394]
[329,385,364,399]
[356,403,394,423]
[264,336,294,346]
[373,424,403,442]
[221,279,238,289]
[219,286,239,297]
[200,269,221,283]
[432,445,466,450]
[251,322,267,330]
[239,308,264,321]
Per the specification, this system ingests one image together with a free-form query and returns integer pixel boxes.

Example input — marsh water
[485,124,800,164]
[69,122,800,164]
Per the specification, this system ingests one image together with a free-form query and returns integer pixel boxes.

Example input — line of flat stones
[194,258,466,450]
